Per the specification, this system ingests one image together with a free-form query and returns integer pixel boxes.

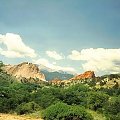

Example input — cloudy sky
[0,0,120,75]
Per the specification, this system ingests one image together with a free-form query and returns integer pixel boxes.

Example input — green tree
[87,92,109,111]
[60,84,89,105]
[104,96,120,115]
[32,87,60,108]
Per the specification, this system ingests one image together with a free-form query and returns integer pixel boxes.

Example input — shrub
[116,113,120,120]
[104,96,120,115]
[32,87,61,108]
[42,102,93,120]
[87,92,109,111]
[0,87,18,113]
[16,101,41,115]
[60,84,89,105]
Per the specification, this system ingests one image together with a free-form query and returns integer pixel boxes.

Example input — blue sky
[0,0,120,75]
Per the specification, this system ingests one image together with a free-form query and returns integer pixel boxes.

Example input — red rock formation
[70,71,95,80]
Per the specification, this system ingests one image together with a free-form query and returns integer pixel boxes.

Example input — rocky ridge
[70,71,95,80]
[3,62,46,82]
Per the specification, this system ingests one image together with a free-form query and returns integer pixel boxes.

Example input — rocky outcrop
[70,71,95,80]
[3,62,46,82]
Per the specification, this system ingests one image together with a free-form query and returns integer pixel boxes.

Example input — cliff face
[3,62,46,81]
[70,71,95,80]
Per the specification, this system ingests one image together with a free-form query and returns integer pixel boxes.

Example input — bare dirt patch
[0,113,43,120]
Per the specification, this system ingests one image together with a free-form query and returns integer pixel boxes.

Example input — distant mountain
[37,64,54,72]
[36,63,75,81]
[2,62,75,82]
[37,64,76,74]
[41,69,74,81]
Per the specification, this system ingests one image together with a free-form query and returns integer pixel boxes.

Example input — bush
[0,71,15,87]
[42,102,93,120]
[104,96,120,115]
[0,87,18,113]
[105,112,120,120]
[60,84,89,105]
[32,87,61,108]
[16,101,41,115]
[116,113,120,120]
[87,92,109,111]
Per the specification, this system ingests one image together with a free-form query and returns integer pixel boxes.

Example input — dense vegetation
[0,61,120,120]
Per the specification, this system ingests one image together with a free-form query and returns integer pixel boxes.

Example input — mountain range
[2,62,74,81]
[2,62,120,88]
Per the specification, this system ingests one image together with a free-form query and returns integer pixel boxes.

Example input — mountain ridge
[2,62,46,82]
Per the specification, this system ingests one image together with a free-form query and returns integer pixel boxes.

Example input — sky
[0,0,120,75]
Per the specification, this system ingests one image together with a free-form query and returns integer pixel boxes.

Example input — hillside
[0,61,120,120]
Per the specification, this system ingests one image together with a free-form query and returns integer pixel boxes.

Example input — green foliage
[104,96,120,115]
[115,113,120,120]
[61,89,80,105]
[42,102,69,120]
[32,87,61,108]
[67,84,90,92]
[0,87,18,113]
[99,87,120,96]
[87,109,106,120]
[0,68,39,113]
[88,79,96,87]
[42,102,93,120]
[16,102,41,115]
[101,74,120,80]
[107,113,120,120]
[0,70,15,86]
[0,61,4,68]
[9,82,39,92]
[87,92,109,111]
[61,105,93,120]
[112,82,119,89]
[0,85,31,113]
[60,84,90,105]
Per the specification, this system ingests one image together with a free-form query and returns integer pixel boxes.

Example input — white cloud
[34,58,76,73]
[68,50,81,60]
[68,48,120,74]
[46,51,64,60]
[0,33,37,58]
[0,50,23,58]
[52,62,56,65]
